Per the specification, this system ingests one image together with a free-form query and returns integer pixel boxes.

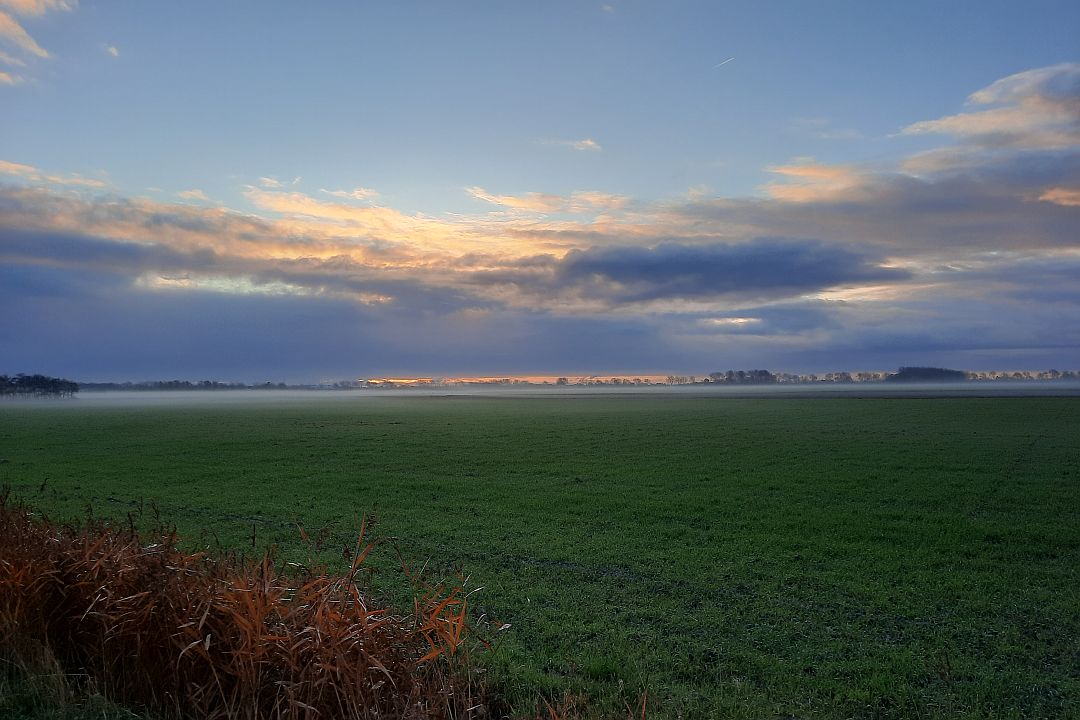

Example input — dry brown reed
[0,490,485,720]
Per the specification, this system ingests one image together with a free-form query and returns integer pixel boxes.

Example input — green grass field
[1,394,1078,718]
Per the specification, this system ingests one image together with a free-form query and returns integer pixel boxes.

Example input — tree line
[78,380,267,391]
[0,374,79,398]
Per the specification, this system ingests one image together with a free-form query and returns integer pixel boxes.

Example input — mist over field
[36,381,1080,408]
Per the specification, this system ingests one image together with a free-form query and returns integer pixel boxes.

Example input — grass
[1,394,1078,718]
[0,667,143,720]
[0,490,484,720]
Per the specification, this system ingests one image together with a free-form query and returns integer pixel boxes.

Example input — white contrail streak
[713,57,735,69]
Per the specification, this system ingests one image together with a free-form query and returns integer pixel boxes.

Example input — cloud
[320,187,379,201]
[4,182,909,320]
[0,158,107,187]
[539,138,603,152]
[701,316,761,329]
[0,10,48,58]
[0,256,691,381]
[4,64,1080,376]
[551,239,908,305]
[0,227,222,276]
[678,149,1080,256]
[177,189,210,202]
[467,186,563,213]
[0,0,75,17]
[0,159,42,177]
[571,138,601,151]
[0,0,74,84]
[244,187,430,233]
[902,63,1080,151]
[762,160,862,202]
[241,186,581,257]
[1038,186,1080,206]
[0,48,24,65]
[467,186,627,214]
[569,191,628,212]
[44,174,106,188]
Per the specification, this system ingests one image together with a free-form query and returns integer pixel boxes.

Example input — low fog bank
[5,380,1070,408]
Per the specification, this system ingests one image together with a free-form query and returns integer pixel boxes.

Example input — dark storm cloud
[0,184,271,239]
[0,228,220,272]
[466,239,909,308]
[554,240,907,303]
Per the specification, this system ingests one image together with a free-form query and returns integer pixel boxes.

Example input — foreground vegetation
[1,395,1077,718]
[0,492,483,720]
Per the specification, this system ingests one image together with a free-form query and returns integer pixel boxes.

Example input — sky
[2,1,1079,382]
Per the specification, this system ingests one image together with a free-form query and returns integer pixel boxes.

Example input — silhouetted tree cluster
[885,367,966,383]
[79,380,264,391]
[0,374,78,398]
[708,369,777,385]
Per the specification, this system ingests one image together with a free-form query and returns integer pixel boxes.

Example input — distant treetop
[0,374,79,398]
[885,367,967,383]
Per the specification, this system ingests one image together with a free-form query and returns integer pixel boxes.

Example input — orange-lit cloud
[243,187,487,254]
[466,186,564,212]
[1038,187,1080,207]
[762,160,861,202]
[0,159,42,176]
[0,10,47,57]
[467,186,628,214]
[0,0,74,85]
[902,63,1080,151]
[0,0,75,17]
[0,158,107,187]
[320,187,379,201]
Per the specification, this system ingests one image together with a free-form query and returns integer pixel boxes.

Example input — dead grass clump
[0,491,483,719]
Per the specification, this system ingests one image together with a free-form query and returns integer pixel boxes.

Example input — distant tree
[885,367,966,383]
[707,369,776,385]
[1,373,78,398]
